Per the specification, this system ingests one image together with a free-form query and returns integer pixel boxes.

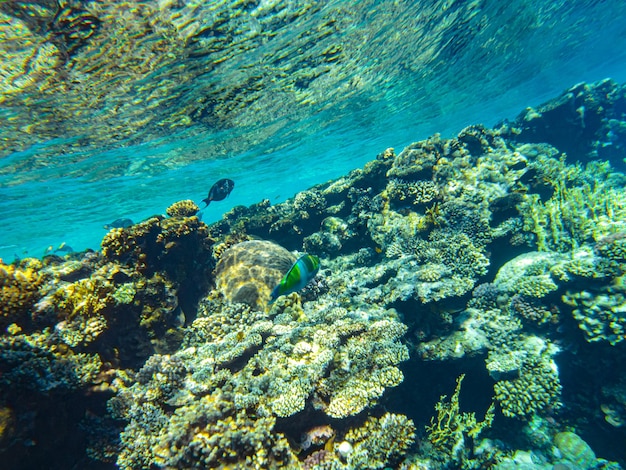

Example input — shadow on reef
[2,79,626,469]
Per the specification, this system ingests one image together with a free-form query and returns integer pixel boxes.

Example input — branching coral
[426,374,495,465]
[517,153,626,252]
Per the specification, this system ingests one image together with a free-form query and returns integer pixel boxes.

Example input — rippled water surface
[1,0,626,259]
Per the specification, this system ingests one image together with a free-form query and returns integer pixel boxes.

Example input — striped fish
[269,254,320,303]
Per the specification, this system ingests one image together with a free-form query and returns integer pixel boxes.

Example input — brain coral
[214,240,296,308]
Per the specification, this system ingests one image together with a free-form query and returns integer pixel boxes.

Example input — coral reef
[107,287,410,467]
[343,412,416,469]
[563,275,626,345]
[3,80,626,468]
[553,431,597,470]
[493,354,562,418]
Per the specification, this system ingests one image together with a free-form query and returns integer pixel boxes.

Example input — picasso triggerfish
[269,254,320,303]
[202,178,235,207]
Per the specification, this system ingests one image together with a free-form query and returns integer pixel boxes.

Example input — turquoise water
[1,0,626,261]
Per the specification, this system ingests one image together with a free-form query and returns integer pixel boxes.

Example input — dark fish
[202,178,234,207]
[104,218,134,230]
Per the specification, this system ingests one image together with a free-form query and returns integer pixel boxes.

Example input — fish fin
[269,285,281,303]
[201,199,210,208]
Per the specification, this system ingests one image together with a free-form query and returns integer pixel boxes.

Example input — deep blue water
[1,0,626,260]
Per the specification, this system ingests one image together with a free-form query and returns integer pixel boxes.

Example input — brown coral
[166,200,199,218]
[0,259,45,329]
[214,240,296,309]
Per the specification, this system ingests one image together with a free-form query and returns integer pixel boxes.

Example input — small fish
[269,254,320,303]
[103,218,134,230]
[55,242,74,253]
[44,242,74,256]
[202,178,234,207]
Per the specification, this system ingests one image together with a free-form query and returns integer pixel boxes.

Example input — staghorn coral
[516,151,626,252]
[426,374,495,466]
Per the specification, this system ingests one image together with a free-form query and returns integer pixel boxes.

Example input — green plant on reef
[426,374,496,466]
[519,154,626,252]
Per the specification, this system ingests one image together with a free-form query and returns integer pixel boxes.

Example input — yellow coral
[166,199,199,218]
[494,357,562,418]
[426,374,495,461]
[0,259,45,327]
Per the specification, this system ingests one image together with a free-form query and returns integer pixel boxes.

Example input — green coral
[426,374,495,465]
[563,274,626,345]
[517,152,626,252]
[554,431,597,470]
[494,355,562,418]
